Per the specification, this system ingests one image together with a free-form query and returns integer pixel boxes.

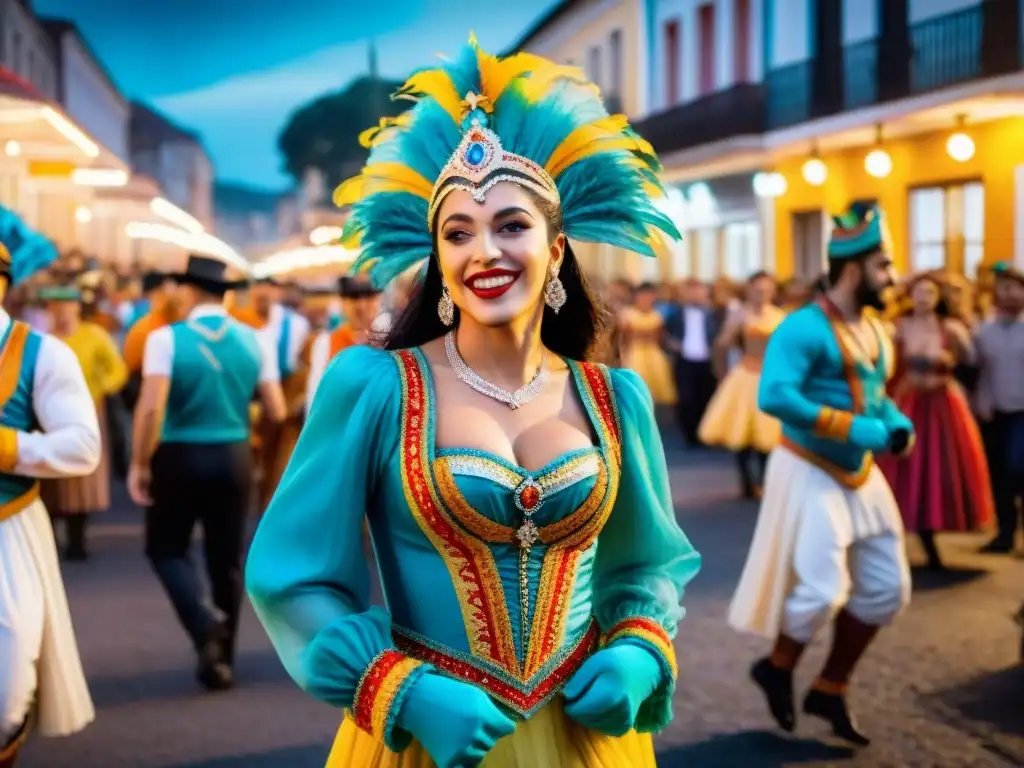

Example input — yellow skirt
[621,344,676,405]
[698,361,780,453]
[326,699,657,768]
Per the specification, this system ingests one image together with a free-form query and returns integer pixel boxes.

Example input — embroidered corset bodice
[372,349,624,717]
[246,344,700,736]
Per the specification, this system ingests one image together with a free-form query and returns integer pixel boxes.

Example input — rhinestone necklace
[444,331,547,410]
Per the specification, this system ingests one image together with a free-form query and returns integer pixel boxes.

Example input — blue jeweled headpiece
[828,203,891,260]
[335,35,678,287]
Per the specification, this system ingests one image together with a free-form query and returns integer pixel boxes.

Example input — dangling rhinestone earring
[438,285,455,326]
[544,268,567,314]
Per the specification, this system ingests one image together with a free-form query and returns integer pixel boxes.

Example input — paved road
[22,448,1024,768]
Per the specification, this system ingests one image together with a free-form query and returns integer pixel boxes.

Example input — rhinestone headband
[427,120,560,231]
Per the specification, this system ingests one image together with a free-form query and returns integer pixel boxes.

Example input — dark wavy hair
[904,272,952,319]
[382,193,606,361]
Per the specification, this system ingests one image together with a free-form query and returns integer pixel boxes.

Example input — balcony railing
[767,0,1021,131]
[634,83,765,155]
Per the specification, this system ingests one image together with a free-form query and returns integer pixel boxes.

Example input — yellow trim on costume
[813,407,854,441]
[351,649,426,741]
[0,426,17,472]
[781,437,873,490]
[603,617,679,680]
[0,321,30,406]
[369,656,423,740]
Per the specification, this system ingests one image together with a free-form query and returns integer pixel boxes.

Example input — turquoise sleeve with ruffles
[591,367,702,733]
[245,345,431,752]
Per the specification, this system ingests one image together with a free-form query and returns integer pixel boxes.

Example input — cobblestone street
[22,449,1024,767]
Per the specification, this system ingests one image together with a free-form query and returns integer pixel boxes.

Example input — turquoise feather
[343,40,678,288]
[0,205,59,285]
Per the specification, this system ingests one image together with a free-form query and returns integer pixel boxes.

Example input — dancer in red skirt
[878,272,994,569]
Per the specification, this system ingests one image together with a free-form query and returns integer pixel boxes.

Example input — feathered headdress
[335,35,678,287]
[0,204,59,285]
[829,203,892,260]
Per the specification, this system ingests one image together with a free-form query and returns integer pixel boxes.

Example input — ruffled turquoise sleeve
[245,345,432,751]
[592,367,702,733]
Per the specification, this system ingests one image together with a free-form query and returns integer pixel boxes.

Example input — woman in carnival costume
[0,207,99,767]
[618,282,677,406]
[246,36,701,768]
[698,270,785,498]
[877,272,993,570]
[729,204,914,747]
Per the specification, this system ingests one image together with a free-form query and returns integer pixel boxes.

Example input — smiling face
[435,182,564,328]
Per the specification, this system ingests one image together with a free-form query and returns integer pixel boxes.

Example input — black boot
[803,687,871,745]
[737,450,758,499]
[196,621,233,692]
[751,657,797,732]
[919,530,945,571]
[64,516,88,561]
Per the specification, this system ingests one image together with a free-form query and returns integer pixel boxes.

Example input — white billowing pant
[0,512,45,743]
[729,446,912,642]
[0,500,93,741]
[783,508,910,642]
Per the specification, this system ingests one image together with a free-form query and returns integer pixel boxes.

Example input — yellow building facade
[771,115,1023,279]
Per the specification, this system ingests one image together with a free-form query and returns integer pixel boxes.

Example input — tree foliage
[277,75,406,192]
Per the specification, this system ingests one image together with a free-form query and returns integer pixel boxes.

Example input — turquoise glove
[848,415,890,453]
[395,672,515,767]
[562,642,663,737]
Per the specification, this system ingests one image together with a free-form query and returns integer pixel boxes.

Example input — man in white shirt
[130,256,285,691]
[0,216,100,766]
[663,279,720,448]
[306,275,383,411]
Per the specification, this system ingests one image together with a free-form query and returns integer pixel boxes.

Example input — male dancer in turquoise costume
[728,204,914,746]
[129,255,285,691]
[0,207,100,766]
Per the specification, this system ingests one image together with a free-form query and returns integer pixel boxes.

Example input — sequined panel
[393,620,599,719]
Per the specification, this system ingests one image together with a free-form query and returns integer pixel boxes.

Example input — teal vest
[0,321,42,517]
[162,315,261,444]
[277,310,293,380]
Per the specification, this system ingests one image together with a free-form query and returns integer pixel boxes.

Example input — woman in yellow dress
[246,36,701,768]
[618,283,677,405]
[698,271,784,498]
[39,284,128,558]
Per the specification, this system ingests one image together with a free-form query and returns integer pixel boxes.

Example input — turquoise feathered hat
[828,203,891,260]
[0,205,59,285]
[335,34,679,287]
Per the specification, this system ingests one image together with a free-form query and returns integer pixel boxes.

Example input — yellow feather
[544,116,631,177]
[342,227,362,248]
[333,163,433,208]
[521,65,595,102]
[394,69,462,124]
[477,49,550,103]
[333,177,365,207]
[358,114,412,148]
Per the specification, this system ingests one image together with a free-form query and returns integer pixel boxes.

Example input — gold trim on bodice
[391,349,622,705]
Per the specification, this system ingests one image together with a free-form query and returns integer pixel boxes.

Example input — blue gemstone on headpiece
[465,142,486,166]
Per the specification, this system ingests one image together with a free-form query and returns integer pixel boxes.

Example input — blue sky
[34,0,555,189]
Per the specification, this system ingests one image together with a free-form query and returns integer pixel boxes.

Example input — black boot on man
[751,634,805,732]
[803,609,878,746]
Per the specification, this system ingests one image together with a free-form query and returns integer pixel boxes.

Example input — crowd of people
[603,262,1023,571]
[0,35,1021,768]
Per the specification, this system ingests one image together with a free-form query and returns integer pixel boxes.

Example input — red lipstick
[464,268,521,300]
